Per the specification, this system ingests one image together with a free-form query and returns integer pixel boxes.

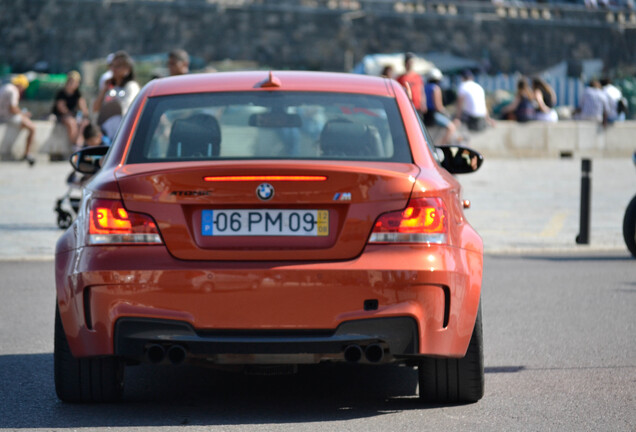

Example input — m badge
[333,192,352,201]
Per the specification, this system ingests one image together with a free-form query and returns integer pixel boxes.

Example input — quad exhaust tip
[148,343,382,365]
[146,344,166,364]
[146,344,187,365]
[364,344,384,363]
[167,345,187,365]
[344,344,364,362]
[344,344,386,363]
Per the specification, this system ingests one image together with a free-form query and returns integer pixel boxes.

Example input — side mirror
[69,145,110,175]
[436,145,483,174]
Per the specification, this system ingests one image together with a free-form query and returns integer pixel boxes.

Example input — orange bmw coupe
[55,71,484,403]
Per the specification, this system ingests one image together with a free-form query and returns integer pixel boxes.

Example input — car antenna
[259,71,282,89]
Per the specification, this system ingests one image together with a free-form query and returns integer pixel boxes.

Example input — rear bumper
[115,316,418,365]
[56,244,482,361]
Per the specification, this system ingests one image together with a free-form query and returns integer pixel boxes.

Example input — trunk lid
[115,160,419,261]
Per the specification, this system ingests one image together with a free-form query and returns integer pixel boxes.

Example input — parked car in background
[54,71,484,403]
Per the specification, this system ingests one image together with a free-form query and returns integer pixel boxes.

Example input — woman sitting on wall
[500,76,535,123]
[52,70,90,147]
[532,77,558,122]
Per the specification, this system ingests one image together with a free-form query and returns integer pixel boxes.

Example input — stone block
[506,122,548,157]
[0,124,22,160]
[604,122,636,157]
[0,121,60,160]
[575,121,606,157]
[545,122,577,157]
[40,123,72,159]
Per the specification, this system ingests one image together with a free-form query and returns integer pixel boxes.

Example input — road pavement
[1,254,634,431]
[0,155,634,260]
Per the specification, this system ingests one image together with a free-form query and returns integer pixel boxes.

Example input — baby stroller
[54,170,92,229]
[54,121,109,229]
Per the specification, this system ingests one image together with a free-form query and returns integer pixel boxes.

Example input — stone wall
[2,119,633,161]
[468,120,635,158]
[1,0,635,74]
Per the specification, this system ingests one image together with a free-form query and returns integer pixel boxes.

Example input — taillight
[88,199,162,245]
[369,197,448,244]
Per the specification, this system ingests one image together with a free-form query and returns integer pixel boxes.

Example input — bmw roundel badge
[256,183,274,201]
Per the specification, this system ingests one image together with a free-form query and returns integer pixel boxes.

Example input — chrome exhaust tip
[344,344,363,363]
[364,344,384,363]
[167,345,187,365]
[146,344,166,364]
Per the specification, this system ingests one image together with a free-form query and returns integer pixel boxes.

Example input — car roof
[147,70,396,98]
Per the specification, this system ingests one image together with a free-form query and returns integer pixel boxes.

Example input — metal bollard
[576,159,592,245]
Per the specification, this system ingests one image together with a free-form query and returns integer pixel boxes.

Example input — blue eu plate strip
[202,210,214,236]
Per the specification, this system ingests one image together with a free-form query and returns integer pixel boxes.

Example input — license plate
[201,209,329,237]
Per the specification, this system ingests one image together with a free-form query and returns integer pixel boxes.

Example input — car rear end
[55,71,483,402]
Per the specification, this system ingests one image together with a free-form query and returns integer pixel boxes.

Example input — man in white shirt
[601,78,625,122]
[0,74,36,165]
[575,79,611,126]
[454,70,494,132]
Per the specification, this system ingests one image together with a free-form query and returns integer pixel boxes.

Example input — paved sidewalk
[460,157,633,255]
[0,156,633,260]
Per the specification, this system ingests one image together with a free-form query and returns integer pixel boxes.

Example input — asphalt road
[0,254,634,431]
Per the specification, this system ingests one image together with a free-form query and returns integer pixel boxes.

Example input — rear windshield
[126,91,412,164]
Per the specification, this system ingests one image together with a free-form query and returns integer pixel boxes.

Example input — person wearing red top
[397,53,425,117]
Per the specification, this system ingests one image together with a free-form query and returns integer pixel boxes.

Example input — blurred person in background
[97,53,115,92]
[380,65,394,79]
[423,68,456,145]
[397,53,425,117]
[52,70,90,147]
[500,76,535,123]
[454,69,494,131]
[82,123,109,147]
[600,77,626,122]
[0,74,36,165]
[93,51,140,140]
[575,79,611,126]
[93,53,114,119]
[532,77,558,122]
[167,49,190,76]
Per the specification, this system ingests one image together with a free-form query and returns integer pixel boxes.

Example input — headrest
[319,120,384,158]
[169,113,221,158]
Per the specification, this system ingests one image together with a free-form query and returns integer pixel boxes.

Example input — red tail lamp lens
[88,199,162,245]
[369,198,448,244]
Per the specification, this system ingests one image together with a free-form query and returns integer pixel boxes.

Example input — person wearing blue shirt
[423,68,456,145]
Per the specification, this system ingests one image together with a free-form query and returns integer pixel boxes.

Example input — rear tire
[418,303,484,404]
[623,195,636,258]
[54,304,124,403]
